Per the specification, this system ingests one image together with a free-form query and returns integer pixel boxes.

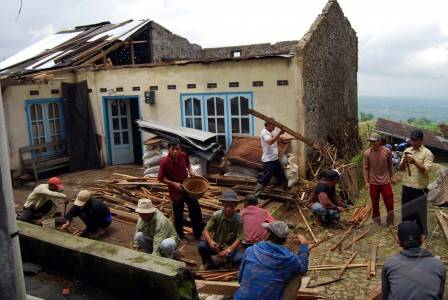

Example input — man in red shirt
[363,133,396,226]
[241,194,274,246]
[158,139,203,240]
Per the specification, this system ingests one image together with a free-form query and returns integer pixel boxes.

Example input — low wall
[18,221,198,300]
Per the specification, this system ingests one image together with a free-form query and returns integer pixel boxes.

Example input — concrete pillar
[0,83,26,299]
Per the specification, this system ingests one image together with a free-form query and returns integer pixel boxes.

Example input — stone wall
[149,21,202,62]
[201,41,298,58]
[298,0,361,159]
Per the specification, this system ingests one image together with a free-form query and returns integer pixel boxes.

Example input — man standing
[158,139,203,240]
[399,129,433,236]
[254,121,289,201]
[234,221,309,300]
[20,177,68,224]
[363,133,396,226]
[198,191,244,270]
[308,170,347,226]
[381,221,445,300]
[241,194,274,246]
[133,199,179,258]
[61,190,112,238]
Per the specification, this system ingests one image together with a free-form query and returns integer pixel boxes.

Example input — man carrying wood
[381,221,445,300]
[308,170,347,226]
[234,221,309,300]
[241,194,274,247]
[399,129,433,237]
[198,191,244,270]
[158,139,203,240]
[363,133,396,226]
[254,121,289,201]
[133,199,179,258]
[20,177,69,224]
[60,190,112,238]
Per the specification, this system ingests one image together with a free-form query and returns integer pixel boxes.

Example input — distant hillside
[358,96,448,123]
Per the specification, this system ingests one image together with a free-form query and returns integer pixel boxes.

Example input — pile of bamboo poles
[90,173,223,229]
[350,203,372,225]
[194,269,239,281]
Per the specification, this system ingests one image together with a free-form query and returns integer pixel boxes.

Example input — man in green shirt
[198,191,244,270]
[133,199,179,258]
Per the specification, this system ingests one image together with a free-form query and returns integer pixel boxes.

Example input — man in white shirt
[254,121,289,202]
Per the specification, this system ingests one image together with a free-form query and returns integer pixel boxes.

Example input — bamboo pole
[337,252,357,278]
[331,224,355,251]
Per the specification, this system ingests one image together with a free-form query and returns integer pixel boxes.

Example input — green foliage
[360,111,375,121]
[405,117,442,133]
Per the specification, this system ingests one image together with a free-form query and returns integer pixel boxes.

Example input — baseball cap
[48,177,63,191]
[397,221,421,248]
[135,199,156,214]
[325,169,341,181]
[74,190,91,207]
[262,220,289,239]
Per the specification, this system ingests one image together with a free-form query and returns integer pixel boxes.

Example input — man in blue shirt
[234,220,309,300]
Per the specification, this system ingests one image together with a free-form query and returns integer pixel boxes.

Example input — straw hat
[135,199,156,214]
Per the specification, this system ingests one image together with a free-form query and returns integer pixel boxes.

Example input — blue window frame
[180,92,254,148]
[25,98,66,156]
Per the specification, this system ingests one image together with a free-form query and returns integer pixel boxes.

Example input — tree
[360,112,374,121]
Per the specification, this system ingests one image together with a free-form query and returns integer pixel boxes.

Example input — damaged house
[0,0,360,179]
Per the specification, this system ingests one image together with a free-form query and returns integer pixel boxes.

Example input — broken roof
[0,19,150,77]
[375,118,448,151]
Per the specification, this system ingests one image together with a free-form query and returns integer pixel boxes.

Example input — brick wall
[298,0,361,159]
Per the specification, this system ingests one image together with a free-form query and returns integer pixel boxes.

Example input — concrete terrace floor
[13,164,448,299]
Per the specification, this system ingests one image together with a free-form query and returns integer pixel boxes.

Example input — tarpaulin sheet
[225,136,290,170]
[62,81,101,171]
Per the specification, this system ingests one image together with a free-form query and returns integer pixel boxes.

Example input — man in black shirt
[308,170,347,226]
[61,190,112,238]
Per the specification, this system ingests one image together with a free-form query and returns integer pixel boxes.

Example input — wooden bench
[19,141,70,181]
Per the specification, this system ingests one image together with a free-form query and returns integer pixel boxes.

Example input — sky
[0,0,447,99]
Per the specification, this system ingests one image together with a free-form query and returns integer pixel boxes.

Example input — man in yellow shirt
[399,130,433,237]
[20,177,68,224]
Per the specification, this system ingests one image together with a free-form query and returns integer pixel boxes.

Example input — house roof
[0,19,150,77]
[375,118,448,151]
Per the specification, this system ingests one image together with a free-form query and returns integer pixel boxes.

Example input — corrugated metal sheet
[375,118,448,151]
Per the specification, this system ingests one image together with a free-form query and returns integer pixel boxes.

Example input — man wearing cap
[308,170,347,226]
[158,139,203,240]
[60,190,112,238]
[241,194,275,246]
[381,221,445,300]
[399,129,433,236]
[133,199,179,258]
[198,191,244,269]
[254,121,289,203]
[20,177,68,224]
[363,133,396,226]
[234,221,309,300]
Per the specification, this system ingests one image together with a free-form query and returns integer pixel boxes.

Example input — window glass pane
[186,118,193,128]
[114,132,121,145]
[207,98,215,116]
[122,132,129,144]
[53,103,60,118]
[113,118,119,130]
[231,97,239,115]
[37,122,44,136]
[232,118,240,133]
[30,105,37,120]
[240,97,249,115]
[241,118,250,134]
[39,138,45,145]
[193,98,201,116]
[120,101,127,115]
[48,104,54,118]
[49,120,55,135]
[55,120,61,134]
[37,105,43,120]
[217,135,226,147]
[185,98,192,116]
[194,118,202,130]
[216,97,224,116]
[121,117,128,130]
[208,118,216,133]
[32,123,37,137]
[217,118,225,133]
[111,102,118,116]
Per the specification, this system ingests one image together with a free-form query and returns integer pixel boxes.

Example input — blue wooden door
[108,99,134,164]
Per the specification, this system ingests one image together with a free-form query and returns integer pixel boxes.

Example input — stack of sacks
[189,154,208,177]
[143,139,168,177]
[283,154,299,187]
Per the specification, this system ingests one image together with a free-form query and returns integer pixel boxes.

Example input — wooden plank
[369,244,378,278]
[435,210,448,241]
[195,280,239,296]
[249,109,320,150]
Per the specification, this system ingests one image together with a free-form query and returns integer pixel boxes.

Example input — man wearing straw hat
[133,198,179,258]
[158,139,203,241]
[198,191,244,270]
[61,189,112,238]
